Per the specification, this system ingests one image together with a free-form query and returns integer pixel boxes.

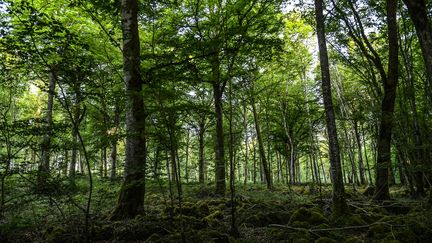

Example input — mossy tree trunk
[111,0,147,219]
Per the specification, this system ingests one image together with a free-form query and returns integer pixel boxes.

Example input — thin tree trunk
[253,140,257,184]
[110,139,117,180]
[185,129,190,183]
[353,121,366,185]
[361,124,373,185]
[251,99,273,190]
[243,104,249,185]
[314,0,347,216]
[198,120,205,183]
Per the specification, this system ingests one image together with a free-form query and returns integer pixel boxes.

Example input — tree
[402,0,432,106]
[374,0,399,201]
[111,0,147,219]
[38,71,55,187]
[314,0,348,216]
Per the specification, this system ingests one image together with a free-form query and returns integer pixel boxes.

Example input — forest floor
[1,177,432,242]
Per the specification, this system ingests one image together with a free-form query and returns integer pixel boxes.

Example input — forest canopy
[0,0,432,242]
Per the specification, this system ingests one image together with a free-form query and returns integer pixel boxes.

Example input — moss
[291,221,310,229]
[290,207,328,226]
[292,228,310,243]
[197,229,231,242]
[203,210,224,226]
[315,237,337,243]
[343,236,363,243]
[367,223,391,239]
[243,210,291,227]
[44,226,65,241]
[335,214,366,226]
[392,227,416,242]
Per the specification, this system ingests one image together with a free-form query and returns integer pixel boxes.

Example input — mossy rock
[243,210,290,227]
[197,229,231,242]
[334,214,366,226]
[177,215,207,230]
[315,237,337,243]
[176,201,210,218]
[367,223,391,239]
[290,207,328,226]
[267,211,291,224]
[203,210,224,226]
[292,228,311,243]
[343,236,363,243]
[243,214,265,227]
[291,220,311,229]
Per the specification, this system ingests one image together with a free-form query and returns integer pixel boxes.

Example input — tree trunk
[353,121,366,185]
[374,0,398,201]
[110,139,117,180]
[38,71,55,186]
[213,81,226,195]
[198,120,206,183]
[314,0,347,216]
[110,105,120,180]
[243,104,249,185]
[251,99,272,190]
[402,0,432,106]
[111,0,146,219]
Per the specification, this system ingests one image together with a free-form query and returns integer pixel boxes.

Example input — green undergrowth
[1,178,431,242]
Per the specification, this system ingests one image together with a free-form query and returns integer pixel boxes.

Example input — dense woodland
[1,0,432,242]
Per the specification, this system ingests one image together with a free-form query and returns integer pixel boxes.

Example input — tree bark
[111,0,147,219]
[38,71,55,186]
[374,0,398,201]
[314,0,348,216]
[251,99,273,190]
[402,0,432,105]
[213,80,226,195]
[353,121,366,185]
[110,105,120,180]
[198,119,206,183]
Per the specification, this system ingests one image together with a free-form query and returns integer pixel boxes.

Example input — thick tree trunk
[111,0,146,219]
[251,99,273,190]
[314,0,347,216]
[374,0,398,201]
[38,72,55,186]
